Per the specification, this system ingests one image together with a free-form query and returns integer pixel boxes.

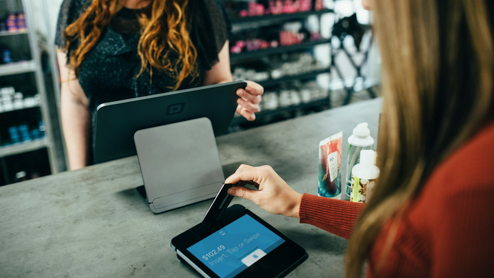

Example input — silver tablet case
[134,117,224,213]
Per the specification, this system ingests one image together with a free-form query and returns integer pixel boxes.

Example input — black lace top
[55,0,230,161]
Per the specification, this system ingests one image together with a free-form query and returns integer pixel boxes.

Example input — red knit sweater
[299,121,494,277]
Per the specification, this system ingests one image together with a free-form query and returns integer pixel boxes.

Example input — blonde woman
[226,0,494,277]
[56,0,263,169]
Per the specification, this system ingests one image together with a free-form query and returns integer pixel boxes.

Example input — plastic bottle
[342,123,374,201]
[350,150,380,203]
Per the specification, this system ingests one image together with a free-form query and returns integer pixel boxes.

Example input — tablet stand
[134,117,225,214]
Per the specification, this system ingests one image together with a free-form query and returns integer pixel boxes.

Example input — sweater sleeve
[299,193,365,239]
[430,184,494,277]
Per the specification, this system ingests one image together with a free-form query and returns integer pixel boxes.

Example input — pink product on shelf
[310,32,322,41]
[6,13,17,33]
[236,41,246,49]
[230,45,242,54]
[299,0,312,12]
[270,0,283,15]
[282,0,298,14]
[231,40,247,53]
[279,31,304,46]
[315,0,324,11]
[248,1,257,16]
[246,39,262,51]
[260,40,270,49]
[256,4,265,16]
[239,10,248,17]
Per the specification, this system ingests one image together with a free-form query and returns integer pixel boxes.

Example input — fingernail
[228,188,237,196]
[237,90,243,96]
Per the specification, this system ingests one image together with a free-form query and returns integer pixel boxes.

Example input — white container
[343,123,374,201]
[351,150,380,203]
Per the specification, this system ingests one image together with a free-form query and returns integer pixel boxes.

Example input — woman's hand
[236,81,263,121]
[225,164,303,218]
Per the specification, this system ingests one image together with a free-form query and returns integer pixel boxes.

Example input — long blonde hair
[346,0,494,277]
[64,0,198,90]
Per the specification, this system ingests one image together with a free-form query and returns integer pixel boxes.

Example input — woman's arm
[225,164,364,240]
[203,41,263,121]
[57,51,91,170]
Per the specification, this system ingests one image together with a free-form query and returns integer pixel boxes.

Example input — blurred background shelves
[0,60,36,76]
[0,138,47,158]
[0,0,65,186]
[229,8,333,24]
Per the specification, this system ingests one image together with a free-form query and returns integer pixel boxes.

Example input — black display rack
[230,39,332,62]
[256,67,330,87]
[228,5,333,127]
[229,8,333,24]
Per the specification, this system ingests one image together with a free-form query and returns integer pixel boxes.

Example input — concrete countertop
[0,98,382,278]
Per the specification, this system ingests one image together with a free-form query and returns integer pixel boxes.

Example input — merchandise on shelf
[16,13,26,32]
[6,12,16,33]
[2,12,27,33]
[226,0,319,18]
[230,20,321,54]
[232,52,326,81]
[2,48,12,64]
[259,81,328,111]
[0,87,40,112]
[0,87,44,147]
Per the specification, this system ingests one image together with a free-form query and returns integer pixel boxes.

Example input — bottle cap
[353,122,370,138]
[360,150,375,165]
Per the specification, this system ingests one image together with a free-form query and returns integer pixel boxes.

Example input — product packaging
[318,131,343,198]
[343,123,374,201]
[351,150,379,203]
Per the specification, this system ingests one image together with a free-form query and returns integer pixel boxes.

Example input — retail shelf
[0,139,48,159]
[0,103,40,114]
[229,8,333,24]
[257,67,330,87]
[231,98,329,125]
[0,30,28,37]
[230,39,331,62]
[0,61,36,76]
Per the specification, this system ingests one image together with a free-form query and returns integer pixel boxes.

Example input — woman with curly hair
[56,0,263,170]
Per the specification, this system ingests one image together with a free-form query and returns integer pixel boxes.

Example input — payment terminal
[171,183,308,278]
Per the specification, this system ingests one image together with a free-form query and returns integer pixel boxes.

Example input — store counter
[0,98,382,277]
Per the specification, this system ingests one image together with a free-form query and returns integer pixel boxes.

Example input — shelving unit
[231,98,328,126]
[229,8,333,24]
[0,139,47,158]
[256,67,330,87]
[0,0,62,185]
[230,39,331,62]
[228,2,333,128]
[0,60,36,75]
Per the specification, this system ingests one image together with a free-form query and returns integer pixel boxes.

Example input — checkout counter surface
[0,98,382,277]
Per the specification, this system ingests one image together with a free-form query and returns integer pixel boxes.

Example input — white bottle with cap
[343,123,374,201]
[351,150,380,203]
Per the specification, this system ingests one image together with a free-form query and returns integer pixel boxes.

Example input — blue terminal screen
[187,215,285,278]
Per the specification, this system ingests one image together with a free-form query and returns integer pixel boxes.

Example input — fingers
[237,98,260,113]
[235,81,263,122]
[245,81,264,96]
[237,88,262,104]
[225,164,256,184]
[236,105,256,121]
[227,186,257,202]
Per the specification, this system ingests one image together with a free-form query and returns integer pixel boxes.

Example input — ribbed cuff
[299,193,365,240]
